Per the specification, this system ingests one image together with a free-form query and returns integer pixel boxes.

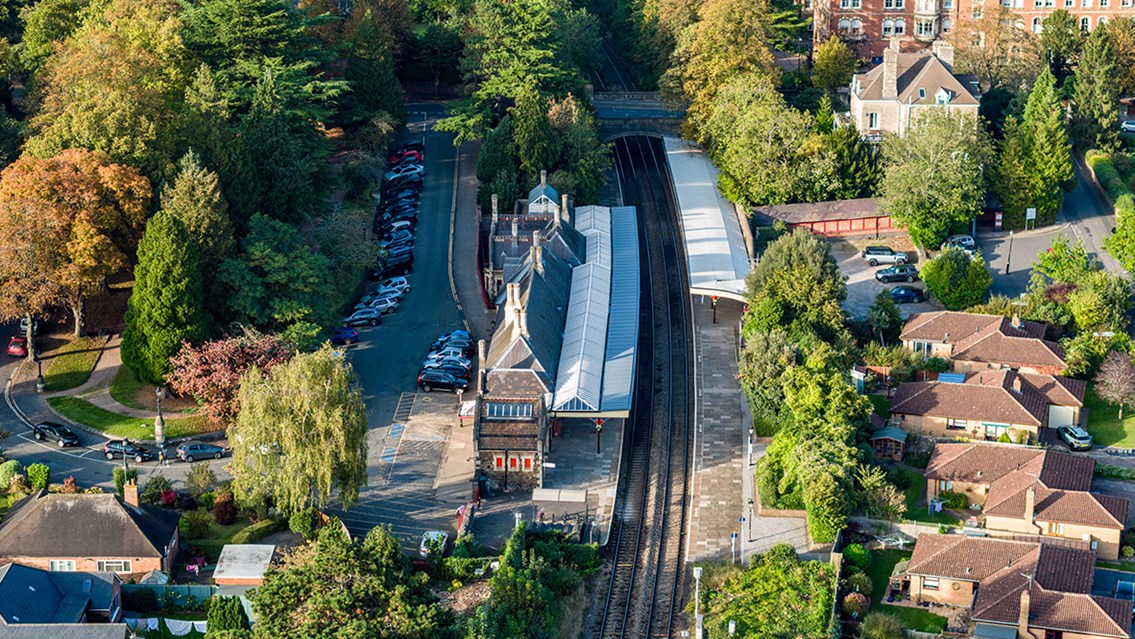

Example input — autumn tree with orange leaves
[0,149,150,337]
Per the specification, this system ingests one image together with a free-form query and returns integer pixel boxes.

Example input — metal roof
[553,262,611,412]
[600,206,640,414]
[663,137,752,301]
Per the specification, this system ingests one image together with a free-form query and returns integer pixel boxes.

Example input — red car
[388,149,422,165]
[7,336,27,357]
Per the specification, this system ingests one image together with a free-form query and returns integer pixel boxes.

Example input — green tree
[122,212,208,385]
[1072,27,1119,151]
[1104,18,1135,98]
[17,0,90,71]
[208,596,250,632]
[545,94,611,202]
[1041,10,1084,85]
[1066,271,1131,333]
[252,524,450,637]
[510,83,557,183]
[828,123,880,199]
[878,109,991,250]
[416,21,462,96]
[868,291,903,345]
[338,6,406,124]
[919,248,993,310]
[475,116,519,210]
[815,94,835,134]
[1034,234,1093,284]
[744,229,847,342]
[738,329,798,435]
[229,346,368,515]
[811,36,857,95]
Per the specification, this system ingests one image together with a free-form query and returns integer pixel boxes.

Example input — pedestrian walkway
[449,140,495,342]
[41,335,158,419]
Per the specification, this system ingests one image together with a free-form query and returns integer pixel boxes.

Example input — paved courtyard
[827,236,938,320]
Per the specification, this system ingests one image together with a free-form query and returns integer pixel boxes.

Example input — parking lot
[826,235,939,320]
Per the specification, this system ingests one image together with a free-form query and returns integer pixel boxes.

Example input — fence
[123,584,217,608]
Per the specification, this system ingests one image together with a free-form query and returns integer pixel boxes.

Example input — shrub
[443,556,495,581]
[0,460,22,488]
[920,248,992,310]
[183,509,212,539]
[1097,464,1135,480]
[185,463,216,498]
[924,356,949,373]
[213,491,237,525]
[177,494,198,511]
[61,476,79,494]
[843,543,870,570]
[231,518,279,544]
[938,490,969,510]
[112,467,137,497]
[25,463,49,490]
[207,596,250,632]
[843,591,869,616]
[207,631,252,639]
[847,572,873,594]
[160,489,177,508]
[860,611,907,639]
[124,587,159,613]
[199,491,216,511]
[451,532,487,558]
[141,475,173,505]
[289,508,320,541]
[1124,545,1134,559]
[997,432,1012,443]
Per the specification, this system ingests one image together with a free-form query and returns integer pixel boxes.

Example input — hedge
[1096,464,1135,480]
[231,519,280,545]
[1088,152,1135,203]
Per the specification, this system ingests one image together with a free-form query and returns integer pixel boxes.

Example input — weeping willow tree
[228,345,368,515]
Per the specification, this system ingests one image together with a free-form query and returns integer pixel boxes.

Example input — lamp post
[693,566,703,639]
[34,352,44,393]
[1005,229,1014,275]
[154,386,165,449]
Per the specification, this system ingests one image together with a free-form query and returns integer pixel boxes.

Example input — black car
[32,421,80,447]
[378,256,414,278]
[176,441,226,462]
[423,363,472,380]
[396,141,425,154]
[102,440,154,463]
[874,265,920,283]
[417,369,468,393]
[887,286,926,304]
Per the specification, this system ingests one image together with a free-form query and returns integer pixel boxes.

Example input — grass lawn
[877,604,948,633]
[1098,560,1135,573]
[1085,384,1135,448]
[109,366,148,410]
[868,395,891,419]
[46,396,211,440]
[894,469,957,525]
[866,549,912,607]
[185,518,251,563]
[42,336,102,392]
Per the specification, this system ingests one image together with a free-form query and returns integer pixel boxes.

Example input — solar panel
[486,402,534,419]
[938,373,967,384]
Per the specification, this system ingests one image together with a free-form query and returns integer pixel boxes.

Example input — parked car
[383,163,425,182]
[103,440,153,463]
[422,356,472,371]
[940,235,977,256]
[388,155,422,169]
[378,255,414,278]
[396,141,425,154]
[344,307,384,327]
[330,327,360,345]
[436,330,471,342]
[862,246,908,266]
[389,149,423,165]
[376,276,411,295]
[419,530,448,557]
[32,421,80,447]
[176,441,225,462]
[355,291,403,311]
[7,336,27,358]
[374,285,408,302]
[379,230,414,247]
[887,286,926,304]
[1121,120,1135,133]
[385,246,414,261]
[430,337,474,355]
[428,345,472,360]
[417,369,468,393]
[874,265,920,283]
[380,220,414,235]
[1057,425,1093,451]
[424,364,473,380]
[18,318,38,336]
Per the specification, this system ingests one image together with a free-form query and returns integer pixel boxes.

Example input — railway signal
[593,418,605,454]
[711,296,719,323]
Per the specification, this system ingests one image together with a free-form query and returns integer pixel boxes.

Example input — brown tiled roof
[477,419,540,452]
[900,312,1066,370]
[485,369,550,397]
[853,52,981,106]
[753,198,881,224]
[910,535,1131,638]
[890,370,1055,426]
[924,443,1043,483]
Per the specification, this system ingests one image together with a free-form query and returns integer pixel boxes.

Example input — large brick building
[810,0,1135,58]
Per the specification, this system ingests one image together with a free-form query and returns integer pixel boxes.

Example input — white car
[376,277,411,295]
[428,346,469,360]
[362,297,399,315]
[384,163,425,182]
[354,291,402,311]
[419,530,448,557]
[1121,120,1135,133]
[422,355,472,369]
[343,308,383,327]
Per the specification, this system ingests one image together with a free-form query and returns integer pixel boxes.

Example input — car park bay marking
[389,423,405,439]
[15,433,97,459]
[379,447,397,464]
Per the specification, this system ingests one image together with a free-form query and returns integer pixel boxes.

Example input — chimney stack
[491,194,499,222]
[882,40,899,100]
[123,479,139,509]
[540,169,547,188]
[1017,589,1031,637]
[531,230,543,277]
[506,282,520,313]
[477,339,486,395]
[1024,485,1036,523]
[560,193,570,228]
[516,307,529,338]
[932,39,955,69]
[1011,313,1022,330]
[1011,374,1022,395]
[511,217,519,247]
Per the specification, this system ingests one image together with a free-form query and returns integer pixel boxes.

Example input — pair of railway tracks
[597,135,694,639]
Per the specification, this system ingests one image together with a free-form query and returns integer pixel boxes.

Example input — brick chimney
[1018,589,1031,637]
[123,479,140,509]
[882,39,900,100]
[1024,485,1036,522]
[511,216,518,247]
[531,230,543,277]
[932,39,955,70]
[560,193,570,228]
[477,339,486,394]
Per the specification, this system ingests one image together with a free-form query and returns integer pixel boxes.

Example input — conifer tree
[1072,27,1119,151]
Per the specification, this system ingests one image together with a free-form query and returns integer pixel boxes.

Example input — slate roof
[890,370,1083,426]
[0,626,127,639]
[527,181,559,207]
[926,443,1126,529]
[0,563,117,626]
[907,535,1130,638]
[901,312,1066,371]
[0,492,181,560]
[853,51,981,106]
[753,198,882,224]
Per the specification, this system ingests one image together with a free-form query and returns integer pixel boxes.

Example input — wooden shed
[870,426,909,462]
[753,198,893,238]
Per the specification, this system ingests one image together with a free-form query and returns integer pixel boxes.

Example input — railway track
[592,38,637,92]
[597,136,692,639]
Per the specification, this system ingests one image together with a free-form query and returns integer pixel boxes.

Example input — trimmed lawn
[109,365,148,410]
[185,518,251,563]
[895,469,956,525]
[42,337,102,392]
[46,396,212,440]
[866,549,911,606]
[1085,384,1135,448]
[1098,560,1135,573]
[877,604,948,633]
[868,395,891,419]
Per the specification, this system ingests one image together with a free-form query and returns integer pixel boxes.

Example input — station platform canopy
[551,205,640,419]
[663,137,752,302]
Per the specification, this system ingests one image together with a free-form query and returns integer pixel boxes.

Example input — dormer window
[919,88,926,99]
[936,88,952,105]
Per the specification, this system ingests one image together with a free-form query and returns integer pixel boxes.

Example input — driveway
[827,236,938,320]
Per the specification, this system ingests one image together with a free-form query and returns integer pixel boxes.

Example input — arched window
[894,19,906,34]
[1099,16,1108,26]
[1032,16,1042,32]
[883,18,895,35]
[1080,16,1091,31]
[838,17,851,30]
[851,18,863,32]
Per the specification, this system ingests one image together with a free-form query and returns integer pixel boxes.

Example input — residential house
[0,562,126,639]
[849,40,981,138]
[901,311,1067,375]
[0,484,180,580]
[905,534,1131,639]
[925,443,1127,559]
[889,369,1085,442]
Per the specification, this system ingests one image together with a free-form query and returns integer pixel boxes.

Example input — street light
[154,386,165,449]
[1005,229,1014,275]
[693,566,703,639]
[34,352,44,393]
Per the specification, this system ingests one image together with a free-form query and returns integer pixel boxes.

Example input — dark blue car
[887,286,926,304]
[330,327,360,345]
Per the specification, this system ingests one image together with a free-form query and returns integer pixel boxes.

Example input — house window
[509,457,518,469]
[883,18,895,34]
[941,19,951,32]
[1080,16,1090,31]
[924,577,940,590]
[1065,0,1074,5]
[895,18,907,33]
[916,19,935,35]
[946,418,967,430]
[1032,16,1042,32]
[918,87,927,99]
[1082,0,1091,6]
[804,0,813,8]
[1124,0,1131,8]
[838,18,851,32]
[983,423,1010,440]
[1100,0,1108,5]
[523,457,533,470]
[1099,16,1108,25]
[851,18,863,32]
[49,560,75,572]
[938,480,954,491]
[96,560,132,573]
[943,0,953,8]
[885,0,906,9]
[1044,630,1063,639]
[1047,521,1065,535]
[868,112,880,129]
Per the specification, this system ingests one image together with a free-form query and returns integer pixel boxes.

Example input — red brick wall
[0,555,164,580]
[214,576,264,586]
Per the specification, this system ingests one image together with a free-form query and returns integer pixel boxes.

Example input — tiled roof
[853,52,980,106]
[0,563,118,626]
[900,312,1066,370]
[485,245,573,378]
[909,535,1131,638]
[0,492,179,560]
[890,370,1060,426]
[485,369,551,397]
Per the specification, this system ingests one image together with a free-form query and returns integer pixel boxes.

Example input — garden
[842,543,947,636]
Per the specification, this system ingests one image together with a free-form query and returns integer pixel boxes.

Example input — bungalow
[889,369,1085,443]
[0,562,126,638]
[905,535,1131,639]
[900,312,1066,375]
[0,482,180,580]
[925,443,1127,559]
